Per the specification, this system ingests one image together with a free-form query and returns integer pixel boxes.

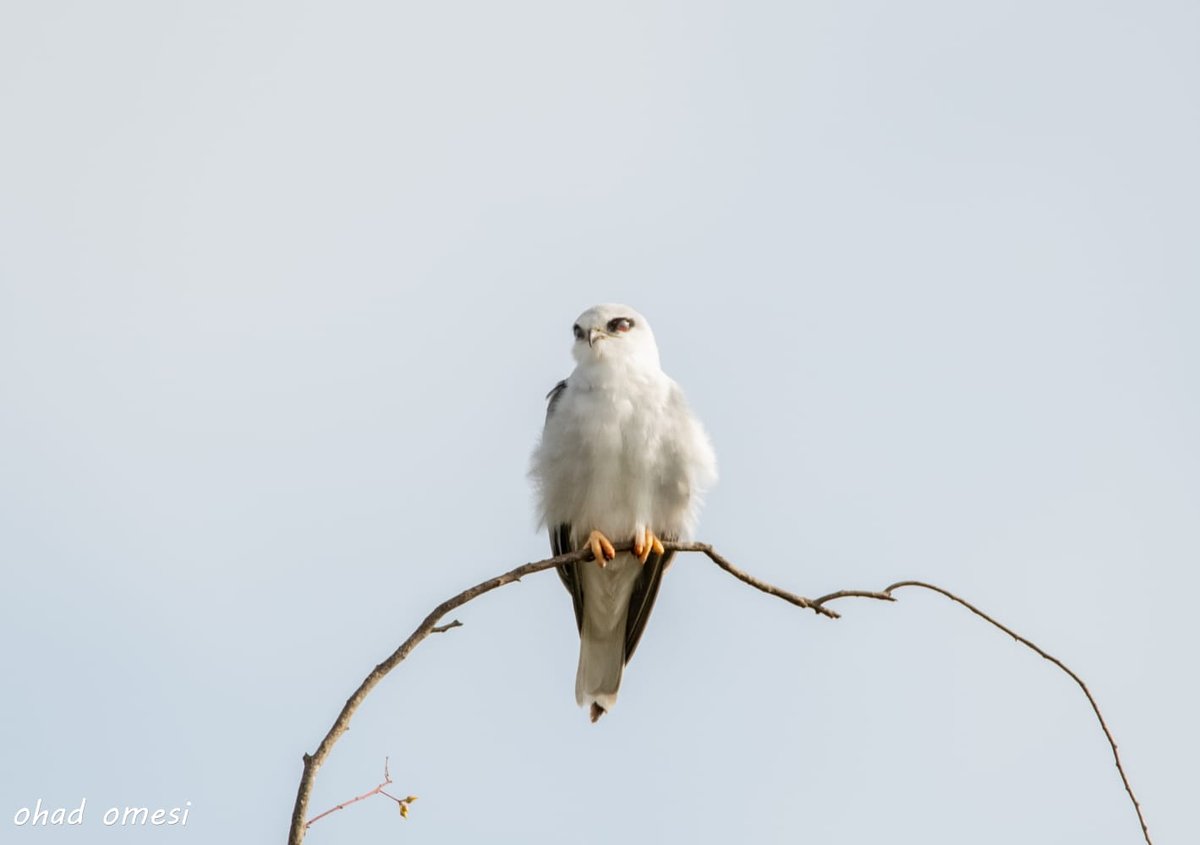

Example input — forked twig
[305,757,416,829]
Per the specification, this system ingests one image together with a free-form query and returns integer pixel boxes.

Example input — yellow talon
[635,527,665,564]
[587,530,616,567]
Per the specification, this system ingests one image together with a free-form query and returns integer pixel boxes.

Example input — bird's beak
[588,328,603,348]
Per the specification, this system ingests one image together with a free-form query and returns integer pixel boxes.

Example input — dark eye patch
[573,324,584,340]
[607,317,634,333]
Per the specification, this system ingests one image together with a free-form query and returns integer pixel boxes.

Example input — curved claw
[650,532,665,558]
[634,527,665,564]
[587,530,616,567]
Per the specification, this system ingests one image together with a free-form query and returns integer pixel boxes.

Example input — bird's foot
[633,527,666,564]
[590,702,607,723]
[586,530,616,567]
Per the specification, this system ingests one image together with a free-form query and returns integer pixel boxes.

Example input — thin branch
[288,544,599,845]
[288,544,1151,845]
[305,757,409,828]
[882,581,1151,845]
[672,542,888,618]
[811,587,897,607]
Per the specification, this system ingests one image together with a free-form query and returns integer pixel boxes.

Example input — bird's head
[570,303,661,370]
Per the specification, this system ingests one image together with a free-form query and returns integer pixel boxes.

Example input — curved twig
[287,544,597,844]
[670,542,894,618]
[287,545,1150,845]
[882,581,1151,845]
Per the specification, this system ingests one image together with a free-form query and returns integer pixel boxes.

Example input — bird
[530,304,717,722]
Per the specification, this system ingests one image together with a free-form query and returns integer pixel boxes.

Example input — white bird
[530,304,717,722]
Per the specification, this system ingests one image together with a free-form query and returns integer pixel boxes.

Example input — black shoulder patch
[545,379,568,417]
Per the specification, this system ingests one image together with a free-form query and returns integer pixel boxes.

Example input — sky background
[2,1,1197,843]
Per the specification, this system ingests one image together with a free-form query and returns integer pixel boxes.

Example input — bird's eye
[572,324,584,340]
[607,317,634,333]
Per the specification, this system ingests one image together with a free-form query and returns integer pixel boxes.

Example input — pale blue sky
[2,1,1197,843]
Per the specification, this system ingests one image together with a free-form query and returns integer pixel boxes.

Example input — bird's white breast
[536,367,680,546]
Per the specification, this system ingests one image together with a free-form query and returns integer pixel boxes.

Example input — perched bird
[530,304,717,722]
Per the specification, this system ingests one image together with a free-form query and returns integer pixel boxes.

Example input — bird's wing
[623,544,674,663]
[551,523,584,633]
[543,380,586,631]
[558,530,672,664]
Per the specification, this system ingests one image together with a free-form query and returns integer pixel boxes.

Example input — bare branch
[673,542,871,618]
[811,588,897,607]
[288,544,1151,845]
[882,581,1151,845]
[288,544,597,844]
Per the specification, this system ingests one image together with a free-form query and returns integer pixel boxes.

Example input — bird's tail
[575,612,627,722]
